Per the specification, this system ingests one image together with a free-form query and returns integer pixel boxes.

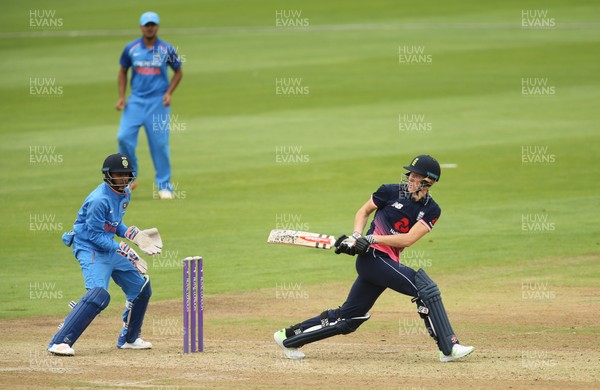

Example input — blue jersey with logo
[366,184,441,262]
[120,37,182,98]
[71,183,131,253]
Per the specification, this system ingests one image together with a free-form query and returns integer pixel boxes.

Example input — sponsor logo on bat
[299,235,332,244]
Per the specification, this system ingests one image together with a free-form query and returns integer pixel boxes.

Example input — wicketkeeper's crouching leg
[117,275,153,349]
[48,287,111,356]
[412,268,475,362]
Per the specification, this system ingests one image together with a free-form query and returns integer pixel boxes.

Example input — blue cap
[140,11,160,26]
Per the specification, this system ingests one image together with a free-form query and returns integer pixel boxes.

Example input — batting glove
[354,235,376,255]
[334,235,357,256]
[125,226,163,255]
[117,242,149,274]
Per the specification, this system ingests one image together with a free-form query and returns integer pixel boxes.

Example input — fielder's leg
[143,99,173,195]
[414,268,474,361]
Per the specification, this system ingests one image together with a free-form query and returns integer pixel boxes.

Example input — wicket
[183,256,204,353]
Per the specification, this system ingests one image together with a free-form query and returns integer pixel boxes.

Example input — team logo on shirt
[133,60,161,75]
[393,217,410,233]
[122,201,128,210]
[417,211,424,220]
[104,220,119,233]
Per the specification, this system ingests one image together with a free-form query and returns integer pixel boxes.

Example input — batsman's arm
[353,199,377,236]
[372,222,430,248]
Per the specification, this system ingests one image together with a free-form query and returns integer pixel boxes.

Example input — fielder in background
[274,155,475,362]
[48,154,163,356]
[115,11,183,200]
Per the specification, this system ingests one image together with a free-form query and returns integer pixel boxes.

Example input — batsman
[48,154,163,356]
[274,155,475,362]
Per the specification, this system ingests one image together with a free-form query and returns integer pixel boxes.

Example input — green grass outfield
[0,0,598,319]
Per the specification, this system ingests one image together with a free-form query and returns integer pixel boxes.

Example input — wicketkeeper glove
[334,235,357,256]
[354,235,376,255]
[125,226,163,255]
[117,242,149,274]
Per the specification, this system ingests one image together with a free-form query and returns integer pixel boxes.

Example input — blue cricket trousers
[117,94,172,191]
[74,245,146,323]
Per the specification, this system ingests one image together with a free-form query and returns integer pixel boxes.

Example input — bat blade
[267,229,336,249]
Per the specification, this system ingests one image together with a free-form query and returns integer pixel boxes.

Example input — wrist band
[365,235,377,244]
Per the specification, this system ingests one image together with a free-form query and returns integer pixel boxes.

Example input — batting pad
[414,269,458,356]
[283,314,370,348]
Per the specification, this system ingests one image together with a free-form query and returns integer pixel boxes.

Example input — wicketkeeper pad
[414,268,458,356]
[124,275,152,343]
[48,287,110,347]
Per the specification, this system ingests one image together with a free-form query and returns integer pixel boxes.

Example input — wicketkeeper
[274,155,475,362]
[48,153,163,356]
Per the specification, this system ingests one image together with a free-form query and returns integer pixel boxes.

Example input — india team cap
[140,11,160,26]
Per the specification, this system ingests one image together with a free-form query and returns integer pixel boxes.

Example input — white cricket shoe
[439,344,475,362]
[48,343,75,356]
[274,329,305,360]
[157,189,174,200]
[118,338,153,350]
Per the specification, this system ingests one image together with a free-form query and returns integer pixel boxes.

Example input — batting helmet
[403,155,441,182]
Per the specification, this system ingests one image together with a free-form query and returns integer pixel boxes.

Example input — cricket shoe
[439,344,475,362]
[157,189,174,200]
[274,329,305,360]
[118,337,153,350]
[48,343,75,356]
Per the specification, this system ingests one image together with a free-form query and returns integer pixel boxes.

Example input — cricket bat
[267,229,336,250]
